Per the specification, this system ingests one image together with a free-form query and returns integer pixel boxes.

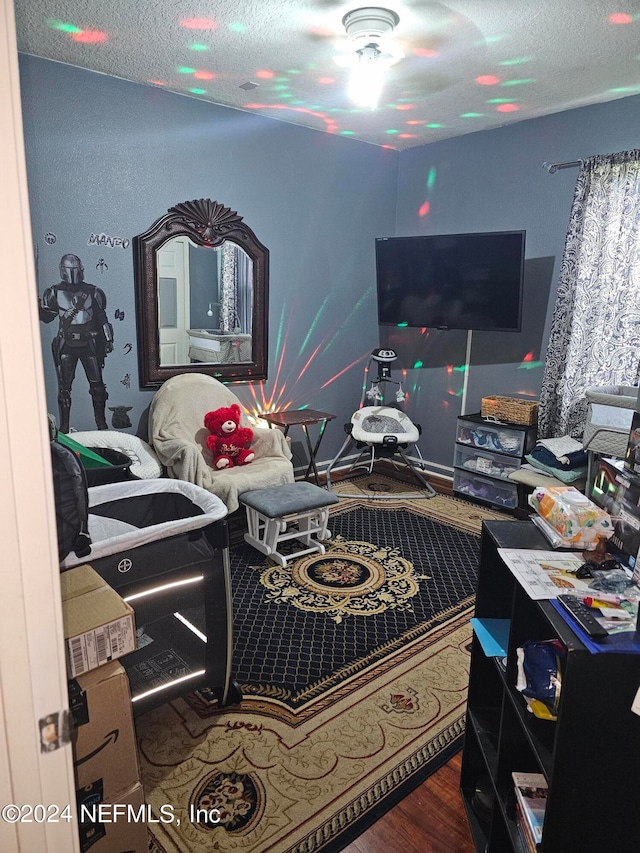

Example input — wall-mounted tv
[375,230,526,332]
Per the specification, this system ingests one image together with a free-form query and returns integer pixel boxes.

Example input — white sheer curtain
[538,150,640,439]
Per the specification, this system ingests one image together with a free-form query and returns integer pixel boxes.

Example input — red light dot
[418,200,431,217]
[414,47,438,57]
[406,120,424,125]
[396,104,413,110]
[609,12,633,23]
[476,75,500,85]
[194,70,214,80]
[381,144,395,149]
[71,30,108,43]
[148,79,167,86]
[398,133,417,138]
[256,69,274,79]
[496,103,519,112]
[181,17,217,29]
[523,351,534,362]
[318,77,335,85]
[244,103,264,109]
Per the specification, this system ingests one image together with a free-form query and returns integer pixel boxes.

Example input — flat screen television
[375,230,526,332]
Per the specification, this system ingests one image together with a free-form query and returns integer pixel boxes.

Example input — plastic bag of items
[529,485,614,549]
[516,639,565,721]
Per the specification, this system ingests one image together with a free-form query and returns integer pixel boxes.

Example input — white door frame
[0,1,79,850]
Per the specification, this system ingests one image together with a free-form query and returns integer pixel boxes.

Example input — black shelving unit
[461,520,640,852]
[453,413,537,511]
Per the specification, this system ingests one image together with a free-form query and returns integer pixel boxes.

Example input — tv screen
[375,230,525,332]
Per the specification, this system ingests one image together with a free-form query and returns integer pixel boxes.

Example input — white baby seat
[326,348,434,499]
[350,406,421,445]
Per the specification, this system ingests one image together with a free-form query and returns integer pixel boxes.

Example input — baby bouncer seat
[326,348,435,498]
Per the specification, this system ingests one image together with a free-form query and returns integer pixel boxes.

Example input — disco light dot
[147,79,167,86]
[398,133,417,138]
[178,67,196,74]
[476,75,500,85]
[189,88,206,95]
[413,361,423,368]
[318,77,335,84]
[72,30,108,44]
[426,123,442,128]
[501,78,536,86]
[427,166,436,190]
[396,104,414,110]
[413,47,439,57]
[385,129,400,134]
[397,322,408,327]
[487,98,513,103]
[496,103,520,112]
[194,70,214,80]
[406,120,424,125]
[190,44,209,51]
[418,200,431,217]
[500,57,531,65]
[256,69,275,79]
[341,130,355,135]
[244,103,264,109]
[609,85,640,92]
[609,12,633,23]
[48,20,81,33]
[461,112,483,118]
[181,17,217,30]
[228,22,246,32]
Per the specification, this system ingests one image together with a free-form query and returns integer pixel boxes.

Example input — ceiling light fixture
[334,7,404,110]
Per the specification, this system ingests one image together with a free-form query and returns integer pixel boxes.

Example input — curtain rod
[542,159,583,174]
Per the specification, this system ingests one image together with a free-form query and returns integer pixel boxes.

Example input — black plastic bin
[84,447,136,486]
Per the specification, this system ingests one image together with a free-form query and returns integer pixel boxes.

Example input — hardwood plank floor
[342,753,475,853]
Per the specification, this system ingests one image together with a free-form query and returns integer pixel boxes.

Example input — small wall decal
[88,233,130,249]
[45,232,56,245]
[109,405,133,429]
[96,258,108,274]
[123,342,133,354]
[114,309,125,321]
[120,373,131,390]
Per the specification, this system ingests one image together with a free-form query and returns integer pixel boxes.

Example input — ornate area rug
[138,475,508,853]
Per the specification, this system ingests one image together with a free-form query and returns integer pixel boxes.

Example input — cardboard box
[70,660,140,800]
[61,564,136,677]
[76,781,148,853]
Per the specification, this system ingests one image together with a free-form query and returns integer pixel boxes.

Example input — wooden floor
[341,753,475,853]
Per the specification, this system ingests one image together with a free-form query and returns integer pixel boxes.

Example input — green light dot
[397,322,408,327]
[189,44,209,51]
[487,98,513,103]
[413,360,423,368]
[341,130,355,135]
[189,88,206,94]
[500,78,536,86]
[287,69,301,74]
[178,67,196,74]
[500,57,531,66]
[279,92,293,99]
[426,123,442,128]
[228,22,246,33]
[273,84,288,91]
[48,20,82,33]
[290,99,305,105]
[461,112,483,118]
[385,129,400,134]
[610,85,640,93]
[427,166,437,190]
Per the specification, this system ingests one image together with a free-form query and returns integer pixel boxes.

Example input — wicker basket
[481,395,539,426]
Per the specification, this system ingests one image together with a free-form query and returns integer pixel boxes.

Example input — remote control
[557,595,609,638]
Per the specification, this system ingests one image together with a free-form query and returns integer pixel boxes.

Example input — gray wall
[393,95,640,469]
[18,54,640,473]
[19,55,398,470]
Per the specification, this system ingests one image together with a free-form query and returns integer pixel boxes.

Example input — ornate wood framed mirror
[133,198,268,388]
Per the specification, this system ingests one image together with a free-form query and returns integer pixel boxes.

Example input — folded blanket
[525,454,587,484]
[536,436,583,460]
[530,445,588,471]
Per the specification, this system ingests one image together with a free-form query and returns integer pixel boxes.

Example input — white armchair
[148,373,294,512]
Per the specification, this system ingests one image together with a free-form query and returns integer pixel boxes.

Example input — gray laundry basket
[583,385,638,488]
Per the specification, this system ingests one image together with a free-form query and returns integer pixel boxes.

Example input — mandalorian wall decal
[96,258,108,274]
[88,232,130,249]
[109,406,133,429]
[39,253,114,433]
[120,373,131,390]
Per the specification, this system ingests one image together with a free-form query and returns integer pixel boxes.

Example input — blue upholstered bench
[240,482,339,567]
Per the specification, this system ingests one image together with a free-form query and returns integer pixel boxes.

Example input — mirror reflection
[133,198,269,388]
[157,237,253,366]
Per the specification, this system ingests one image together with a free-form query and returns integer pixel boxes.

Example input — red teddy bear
[204,404,255,469]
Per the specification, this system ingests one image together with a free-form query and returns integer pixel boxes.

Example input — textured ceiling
[13,0,640,150]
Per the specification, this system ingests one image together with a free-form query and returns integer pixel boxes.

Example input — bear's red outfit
[204,404,255,469]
